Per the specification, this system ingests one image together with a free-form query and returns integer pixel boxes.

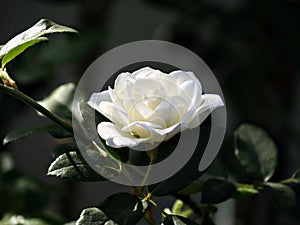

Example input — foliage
[0,19,299,225]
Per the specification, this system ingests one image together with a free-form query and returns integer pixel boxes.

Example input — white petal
[151,98,182,126]
[98,122,149,148]
[87,90,111,109]
[187,94,224,129]
[121,121,165,143]
[98,101,130,125]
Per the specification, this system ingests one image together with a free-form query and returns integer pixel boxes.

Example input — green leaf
[234,124,278,182]
[201,179,235,204]
[177,180,204,195]
[2,37,47,69]
[79,101,129,163]
[163,215,199,225]
[76,208,116,225]
[99,192,148,225]
[0,175,50,213]
[0,19,77,68]
[3,124,72,145]
[149,127,210,196]
[52,142,78,158]
[47,151,106,182]
[205,158,227,179]
[0,214,51,225]
[38,83,75,119]
[263,182,296,209]
[0,152,14,174]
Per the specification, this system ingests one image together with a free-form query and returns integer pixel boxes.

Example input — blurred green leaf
[47,151,106,182]
[263,182,296,209]
[38,83,75,119]
[0,152,14,175]
[0,19,77,68]
[0,214,50,225]
[234,124,278,182]
[3,124,71,146]
[172,200,184,215]
[99,192,148,225]
[177,180,204,195]
[0,175,50,213]
[201,179,235,204]
[163,215,199,225]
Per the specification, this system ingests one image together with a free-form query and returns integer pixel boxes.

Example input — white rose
[88,67,224,149]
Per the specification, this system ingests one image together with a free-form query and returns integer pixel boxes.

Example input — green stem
[0,84,73,135]
[148,198,169,217]
[141,148,158,188]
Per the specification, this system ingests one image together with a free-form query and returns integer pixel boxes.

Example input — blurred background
[0,0,299,224]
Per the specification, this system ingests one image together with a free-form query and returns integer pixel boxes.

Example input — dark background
[0,0,300,224]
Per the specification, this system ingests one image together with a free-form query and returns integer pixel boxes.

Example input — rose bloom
[88,67,224,148]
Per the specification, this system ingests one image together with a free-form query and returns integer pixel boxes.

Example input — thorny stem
[0,83,73,135]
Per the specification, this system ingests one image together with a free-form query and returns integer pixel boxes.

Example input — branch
[0,83,73,135]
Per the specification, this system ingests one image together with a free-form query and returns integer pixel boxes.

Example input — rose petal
[87,90,111,109]
[98,122,149,148]
[187,94,224,129]
[97,101,130,125]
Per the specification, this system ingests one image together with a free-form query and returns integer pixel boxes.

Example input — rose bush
[88,67,224,148]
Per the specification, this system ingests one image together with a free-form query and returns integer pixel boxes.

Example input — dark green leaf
[0,19,77,68]
[52,142,78,158]
[38,83,75,119]
[99,192,148,225]
[47,151,106,182]
[205,158,227,179]
[201,179,235,204]
[76,208,116,225]
[234,124,278,182]
[79,101,129,163]
[163,215,199,225]
[263,182,296,209]
[149,127,210,196]
[3,124,71,145]
[47,124,73,138]
[177,180,204,195]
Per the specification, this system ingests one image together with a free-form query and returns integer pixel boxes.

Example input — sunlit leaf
[47,151,106,182]
[2,37,47,69]
[76,208,115,225]
[0,19,77,68]
[162,215,199,225]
